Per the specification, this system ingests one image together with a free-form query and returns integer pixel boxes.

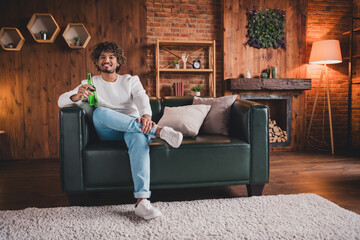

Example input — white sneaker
[134,199,162,220]
[160,126,183,148]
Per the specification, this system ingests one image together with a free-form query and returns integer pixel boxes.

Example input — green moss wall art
[245,7,286,49]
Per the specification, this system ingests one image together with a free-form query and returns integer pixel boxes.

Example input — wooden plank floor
[0,151,359,214]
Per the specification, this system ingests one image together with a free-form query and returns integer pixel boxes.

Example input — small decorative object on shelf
[27,13,60,43]
[260,69,270,78]
[173,60,180,69]
[272,66,277,78]
[193,59,201,69]
[266,68,270,77]
[245,6,286,49]
[181,52,189,69]
[62,23,91,49]
[73,36,80,46]
[0,27,25,51]
[260,72,268,78]
[245,70,251,78]
[191,85,202,96]
[39,31,47,40]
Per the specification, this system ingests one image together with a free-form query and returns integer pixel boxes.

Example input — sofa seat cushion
[149,135,250,187]
[83,135,250,189]
[150,134,247,149]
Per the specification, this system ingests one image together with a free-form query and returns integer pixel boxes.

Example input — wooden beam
[227,78,312,91]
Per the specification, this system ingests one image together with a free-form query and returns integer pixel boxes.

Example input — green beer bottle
[87,73,98,106]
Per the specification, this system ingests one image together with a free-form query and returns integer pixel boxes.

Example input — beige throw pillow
[193,95,238,135]
[157,105,211,137]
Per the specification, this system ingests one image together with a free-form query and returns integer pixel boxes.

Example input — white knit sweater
[57,74,152,117]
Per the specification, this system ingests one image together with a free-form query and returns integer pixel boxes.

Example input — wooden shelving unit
[62,23,91,49]
[0,27,25,51]
[342,16,360,149]
[27,13,60,43]
[155,40,216,97]
[343,54,360,60]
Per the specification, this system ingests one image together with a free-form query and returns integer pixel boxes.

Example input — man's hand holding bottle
[70,84,95,102]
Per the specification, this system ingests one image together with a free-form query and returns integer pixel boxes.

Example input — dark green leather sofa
[59,96,269,197]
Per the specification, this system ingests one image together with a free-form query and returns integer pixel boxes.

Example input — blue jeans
[92,107,157,199]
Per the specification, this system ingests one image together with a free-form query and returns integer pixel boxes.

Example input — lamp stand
[306,64,335,155]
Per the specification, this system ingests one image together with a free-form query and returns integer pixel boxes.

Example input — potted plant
[191,85,202,96]
[39,31,47,40]
[73,36,80,46]
[173,60,180,69]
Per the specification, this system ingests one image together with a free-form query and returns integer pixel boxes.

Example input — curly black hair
[91,42,126,72]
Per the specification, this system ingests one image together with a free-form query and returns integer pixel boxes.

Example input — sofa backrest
[150,96,194,123]
[161,96,194,108]
[149,97,162,123]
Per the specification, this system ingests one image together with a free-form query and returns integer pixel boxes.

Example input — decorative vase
[181,53,189,69]
[195,92,200,96]
[260,73,268,78]
[75,41,81,46]
[174,64,180,69]
[266,68,271,78]
[272,66,277,78]
[245,71,251,78]
[42,33,47,40]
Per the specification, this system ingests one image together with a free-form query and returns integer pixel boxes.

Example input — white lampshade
[309,40,342,64]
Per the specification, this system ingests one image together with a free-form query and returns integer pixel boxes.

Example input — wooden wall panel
[223,0,307,80]
[0,0,146,160]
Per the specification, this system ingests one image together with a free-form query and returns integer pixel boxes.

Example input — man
[58,42,183,220]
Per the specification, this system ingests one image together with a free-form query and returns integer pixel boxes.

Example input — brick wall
[145,0,359,150]
[146,0,222,97]
[306,0,357,150]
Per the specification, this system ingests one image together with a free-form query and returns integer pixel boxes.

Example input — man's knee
[93,107,103,118]
[93,107,111,123]
[125,132,148,147]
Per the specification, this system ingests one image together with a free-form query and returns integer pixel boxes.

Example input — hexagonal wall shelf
[62,23,91,49]
[0,27,25,51]
[27,13,60,43]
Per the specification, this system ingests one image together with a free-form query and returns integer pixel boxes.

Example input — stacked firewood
[269,119,287,143]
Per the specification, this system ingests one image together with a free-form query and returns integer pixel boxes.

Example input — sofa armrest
[230,99,269,184]
[59,103,95,192]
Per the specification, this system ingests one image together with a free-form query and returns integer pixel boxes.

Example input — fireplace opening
[240,94,292,147]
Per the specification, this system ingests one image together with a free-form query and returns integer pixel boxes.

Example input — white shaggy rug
[0,193,359,239]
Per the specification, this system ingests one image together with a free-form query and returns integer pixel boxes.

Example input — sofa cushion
[157,105,211,137]
[83,135,250,189]
[193,95,237,135]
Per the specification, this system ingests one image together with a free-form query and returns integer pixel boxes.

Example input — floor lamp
[306,40,342,155]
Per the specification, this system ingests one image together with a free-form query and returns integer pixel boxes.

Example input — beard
[97,63,116,73]
[100,68,115,73]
